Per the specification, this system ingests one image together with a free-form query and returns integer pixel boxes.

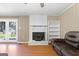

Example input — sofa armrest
[51,38,65,43]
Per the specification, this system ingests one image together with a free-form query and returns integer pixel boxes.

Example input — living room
[0,1,79,58]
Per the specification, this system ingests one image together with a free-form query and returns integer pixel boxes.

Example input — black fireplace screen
[33,32,45,41]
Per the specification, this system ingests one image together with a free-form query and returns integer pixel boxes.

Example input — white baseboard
[17,41,48,45]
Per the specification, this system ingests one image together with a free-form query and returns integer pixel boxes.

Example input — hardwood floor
[0,43,58,56]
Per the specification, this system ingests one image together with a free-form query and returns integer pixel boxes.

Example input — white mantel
[29,15,48,45]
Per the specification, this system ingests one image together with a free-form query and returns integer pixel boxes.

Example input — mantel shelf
[29,25,48,27]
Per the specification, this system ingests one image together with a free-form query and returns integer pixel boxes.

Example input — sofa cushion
[53,42,69,51]
[65,40,79,49]
[65,31,79,43]
[64,31,79,48]
[53,41,79,56]
[61,45,79,56]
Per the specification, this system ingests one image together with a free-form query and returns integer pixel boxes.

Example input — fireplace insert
[33,32,45,41]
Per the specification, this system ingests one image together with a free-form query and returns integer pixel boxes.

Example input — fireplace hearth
[33,32,45,41]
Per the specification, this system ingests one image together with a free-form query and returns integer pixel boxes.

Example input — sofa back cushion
[65,31,79,42]
[64,31,79,49]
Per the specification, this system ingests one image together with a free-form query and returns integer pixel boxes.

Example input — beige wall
[59,4,79,38]
[18,16,29,42]
[0,16,29,42]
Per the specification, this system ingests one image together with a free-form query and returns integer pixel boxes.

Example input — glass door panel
[0,21,6,41]
[8,21,17,42]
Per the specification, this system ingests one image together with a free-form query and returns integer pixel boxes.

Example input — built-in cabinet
[48,19,60,42]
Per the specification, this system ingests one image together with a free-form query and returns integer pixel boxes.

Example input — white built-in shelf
[49,33,60,35]
[49,29,60,31]
[49,25,60,27]
[48,20,60,42]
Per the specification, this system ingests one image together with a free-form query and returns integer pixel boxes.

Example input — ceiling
[0,3,74,16]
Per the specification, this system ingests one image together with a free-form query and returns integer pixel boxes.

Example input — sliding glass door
[8,20,17,42]
[0,19,18,42]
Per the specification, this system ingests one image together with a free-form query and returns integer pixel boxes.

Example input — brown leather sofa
[51,31,79,56]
